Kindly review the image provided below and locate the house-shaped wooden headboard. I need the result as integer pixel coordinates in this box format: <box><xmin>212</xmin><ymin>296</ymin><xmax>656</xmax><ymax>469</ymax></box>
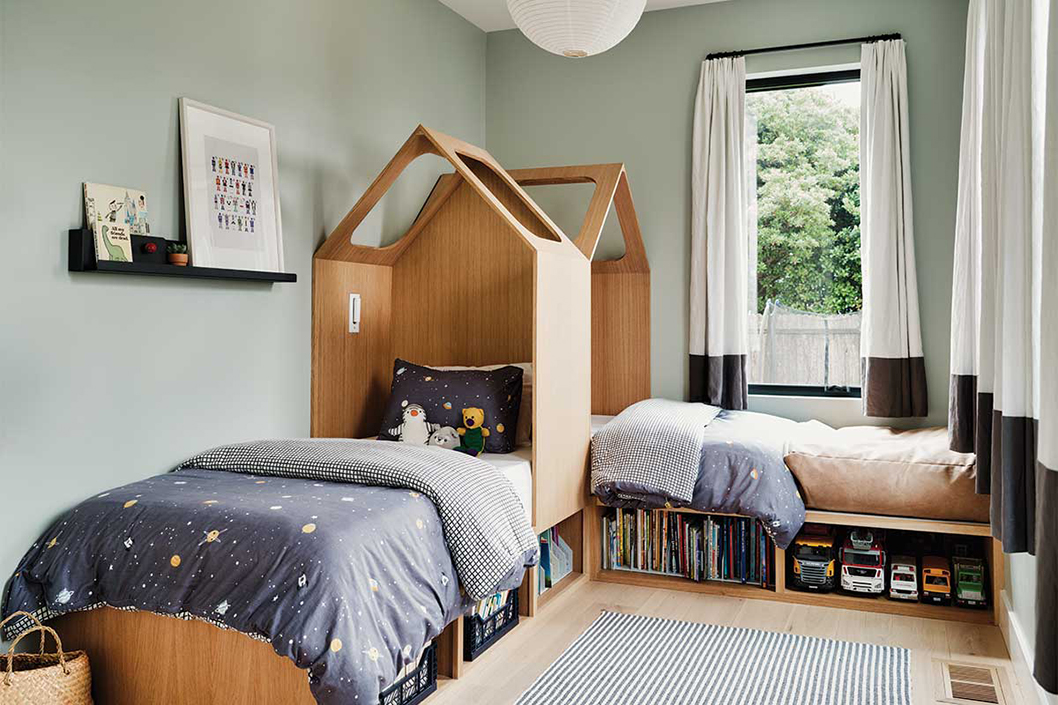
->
<box><xmin>311</xmin><ymin>126</ymin><xmax>591</xmax><ymax>532</ymax></box>
<box><xmin>508</xmin><ymin>165</ymin><xmax>651</xmax><ymax>416</ymax></box>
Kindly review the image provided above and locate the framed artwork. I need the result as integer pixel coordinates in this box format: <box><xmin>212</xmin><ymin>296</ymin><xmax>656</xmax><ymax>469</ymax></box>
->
<box><xmin>179</xmin><ymin>98</ymin><xmax>284</xmax><ymax>272</ymax></box>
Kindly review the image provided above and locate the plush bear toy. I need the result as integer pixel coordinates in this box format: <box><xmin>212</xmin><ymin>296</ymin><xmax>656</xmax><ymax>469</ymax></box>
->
<box><xmin>456</xmin><ymin>407</ymin><xmax>490</xmax><ymax>456</ymax></box>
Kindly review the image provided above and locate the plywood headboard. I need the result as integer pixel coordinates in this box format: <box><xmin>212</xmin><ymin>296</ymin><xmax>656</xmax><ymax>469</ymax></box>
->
<box><xmin>509</xmin><ymin>165</ymin><xmax>651</xmax><ymax>416</ymax></box>
<box><xmin>311</xmin><ymin>126</ymin><xmax>591</xmax><ymax>531</ymax></box>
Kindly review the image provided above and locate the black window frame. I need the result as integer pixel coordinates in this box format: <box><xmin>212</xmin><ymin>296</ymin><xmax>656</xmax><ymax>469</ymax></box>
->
<box><xmin>746</xmin><ymin>68</ymin><xmax>863</xmax><ymax>400</ymax></box>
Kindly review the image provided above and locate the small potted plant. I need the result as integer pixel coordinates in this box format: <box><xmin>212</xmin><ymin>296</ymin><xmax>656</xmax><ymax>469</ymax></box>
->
<box><xmin>166</xmin><ymin>242</ymin><xmax>189</xmax><ymax>266</ymax></box>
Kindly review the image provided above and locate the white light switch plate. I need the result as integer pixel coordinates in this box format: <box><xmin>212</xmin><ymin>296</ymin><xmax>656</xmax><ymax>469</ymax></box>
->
<box><xmin>349</xmin><ymin>293</ymin><xmax>361</xmax><ymax>333</ymax></box>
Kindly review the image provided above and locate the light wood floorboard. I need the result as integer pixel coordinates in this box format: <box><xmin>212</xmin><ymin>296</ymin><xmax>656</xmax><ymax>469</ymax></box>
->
<box><xmin>432</xmin><ymin>579</ymin><xmax>1032</xmax><ymax>705</ymax></box>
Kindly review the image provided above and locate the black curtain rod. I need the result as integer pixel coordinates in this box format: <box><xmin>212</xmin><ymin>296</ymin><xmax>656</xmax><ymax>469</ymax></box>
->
<box><xmin>706</xmin><ymin>33</ymin><xmax>901</xmax><ymax>61</ymax></box>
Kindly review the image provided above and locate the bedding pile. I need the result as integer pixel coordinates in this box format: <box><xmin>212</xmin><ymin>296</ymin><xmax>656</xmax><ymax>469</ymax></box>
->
<box><xmin>592</xmin><ymin>398</ymin><xmax>721</xmax><ymax>505</ymax></box>
<box><xmin>591</xmin><ymin>399</ymin><xmax>807</xmax><ymax>548</ymax></box>
<box><xmin>2</xmin><ymin>439</ymin><xmax>537</xmax><ymax>704</ymax></box>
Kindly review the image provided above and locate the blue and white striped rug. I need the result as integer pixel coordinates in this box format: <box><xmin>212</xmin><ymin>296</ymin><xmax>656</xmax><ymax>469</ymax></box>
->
<box><xmin>516</xmin><ymin>611</ymin><xmax>912</xmax><ymax>704</ymax></box>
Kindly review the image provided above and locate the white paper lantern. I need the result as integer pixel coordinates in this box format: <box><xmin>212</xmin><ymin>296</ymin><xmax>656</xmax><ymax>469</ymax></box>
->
<box><xmin>507</xmin><ymin>0</ymin><xmax>647</xmax><ymax>58</ymax></box>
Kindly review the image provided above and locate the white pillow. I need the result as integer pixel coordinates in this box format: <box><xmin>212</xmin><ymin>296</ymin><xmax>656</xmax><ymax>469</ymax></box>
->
<box><xmin>435</xmin><ymin>363</ymin><xmax>532</xmax><ymax>447</ymax></box>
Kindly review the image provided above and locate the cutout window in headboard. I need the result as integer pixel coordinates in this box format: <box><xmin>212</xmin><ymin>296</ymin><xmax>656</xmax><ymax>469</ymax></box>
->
<box><xmin>456</xmin><ymin>153</ymin><xmax>562</xmax><ymax>242</ymax></box>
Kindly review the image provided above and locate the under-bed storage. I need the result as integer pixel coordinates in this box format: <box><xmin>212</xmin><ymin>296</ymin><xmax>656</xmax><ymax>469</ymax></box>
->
<box><xmin>588</xmin><ymin>500</ymin><xmax>1002</xmax><ymax>626</ymax></box>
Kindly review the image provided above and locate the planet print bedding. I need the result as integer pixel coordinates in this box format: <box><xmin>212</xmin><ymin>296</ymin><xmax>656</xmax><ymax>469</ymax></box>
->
<box><xmin>592</xmin><ymin>401</ymin><xmax>808</xmax><ymax>549</ymax></box>
<box><xmin>2</xmin><ymin>439</ymin><xmax>538</xmax><ymax>704</ymax></box>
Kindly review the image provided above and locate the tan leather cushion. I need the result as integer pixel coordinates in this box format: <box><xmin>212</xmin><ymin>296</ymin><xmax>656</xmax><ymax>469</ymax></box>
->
<box><xmin>784</xmin><ymin>426</ymin><xmax>989</xmax><ymax>523</ymax></box>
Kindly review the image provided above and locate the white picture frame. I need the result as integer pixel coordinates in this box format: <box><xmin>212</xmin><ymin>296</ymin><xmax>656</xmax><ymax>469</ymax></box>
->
<box><xmin>179</xmin><ymin>98</ymin><xmax>284</xmax><ymax>272</ymax></box>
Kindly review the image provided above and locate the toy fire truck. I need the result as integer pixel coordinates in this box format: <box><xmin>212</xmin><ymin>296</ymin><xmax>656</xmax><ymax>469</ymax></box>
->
<box><xmin>840</xmin><ymin>529</ymin><xmax>886</xmax><ymax>595</ymax></box>
<box><xmin>790</xmin><ymin>524</ymin><xmax>838</xmax><ymax>592</ymax></box>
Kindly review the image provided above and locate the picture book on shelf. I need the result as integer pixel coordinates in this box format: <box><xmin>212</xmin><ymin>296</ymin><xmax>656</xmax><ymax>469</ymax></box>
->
<box><xmin>83</xmin><ymin>182</ymin><xmax>151</xmax><ymax>262</ymax></box>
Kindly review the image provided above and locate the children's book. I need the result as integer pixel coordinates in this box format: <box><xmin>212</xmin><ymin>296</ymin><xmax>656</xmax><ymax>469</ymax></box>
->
<box><xmin>84</xmin><ymin>183</ymin><xmax>150</xmax><ymax>262</ymax></box>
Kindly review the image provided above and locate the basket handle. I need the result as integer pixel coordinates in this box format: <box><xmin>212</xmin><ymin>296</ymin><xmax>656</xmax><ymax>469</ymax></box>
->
<box><xmin>0</xmin><ymin>612</ymin><xmax>46</xmax><ymax>654</ymax></box>
<box><xmin>3</xmin><ymin>625</ymin><xmax>68</xmax><ymax>687</ymax></box>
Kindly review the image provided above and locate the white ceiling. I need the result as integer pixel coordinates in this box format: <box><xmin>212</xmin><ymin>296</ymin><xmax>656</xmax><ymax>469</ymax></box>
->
<box><xmin>439</xmin><ymin>0</ymin><xmax>730</xmax><ymax>33</ymax></box>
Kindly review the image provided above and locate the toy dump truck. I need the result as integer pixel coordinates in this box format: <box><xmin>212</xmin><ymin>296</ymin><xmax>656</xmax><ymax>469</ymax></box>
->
<box><xmin>921</xmin><ymin>555</ymin><xmax>952</xmax><ymax>605</ymax></box>
<box><xmin>840</xmin><ymin>529</ymin><xmax>886</xmax><ymax>595</ymax></box>
<box><xmin>790</xmin><ymin>524</ymin><xmax>838</xmax><ymax>591</ymax></box>
<box><xmin>953</xmin><ymin>556</ymin><xmax>987</xmax><ymax>608</ymax></box>
<box><xmin>888</xmin><ymin>555</ymin><xmax>919</xmax><ymax>601</ymax></box>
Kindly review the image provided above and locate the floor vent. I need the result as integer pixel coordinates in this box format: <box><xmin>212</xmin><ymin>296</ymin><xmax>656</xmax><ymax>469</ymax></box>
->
<box><xmin>936</xmin><ymin>661</ymin><xmax>1007</xmax><ymax>705</ymax></box>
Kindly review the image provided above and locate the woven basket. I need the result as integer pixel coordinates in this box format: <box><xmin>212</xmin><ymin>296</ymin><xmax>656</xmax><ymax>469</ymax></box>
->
<box><xmin>1</xmin><ymin>614</ymin><xmax>92</xmax><ymax>705</ymax></box>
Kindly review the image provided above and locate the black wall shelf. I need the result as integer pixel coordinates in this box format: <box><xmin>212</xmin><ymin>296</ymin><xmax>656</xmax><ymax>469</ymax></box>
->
<box><xmin>68</xmin><ymin>229</ymin><xmax>296</xmax><ymax>283</ymax></box>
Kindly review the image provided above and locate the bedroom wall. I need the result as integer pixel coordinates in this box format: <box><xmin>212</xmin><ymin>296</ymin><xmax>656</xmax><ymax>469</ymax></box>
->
<box><xmin>484</xmin><ymin>0</ymin><xmax>967</xmax><ymax>431</ymax></box>
<box><xmin>0</xmin><ymin>0</ymin><xmax>484</xmax><ymax>607</ymax></box>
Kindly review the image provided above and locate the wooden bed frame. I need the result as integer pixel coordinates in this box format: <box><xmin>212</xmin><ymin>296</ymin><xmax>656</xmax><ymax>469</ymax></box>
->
<box><xmin>52</xmin><ymin>127</ymin><xmax>594</xmax><ymax>703</ymax></box>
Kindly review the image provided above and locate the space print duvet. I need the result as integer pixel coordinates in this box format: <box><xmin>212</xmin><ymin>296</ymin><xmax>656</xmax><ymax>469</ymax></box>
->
<box><xmin>592</xmin><ymin>401</ymin><xmax>807</xmax><ymax>549</ymax></box>
<box><xmin>2</xmin><ymin>439</ymin><xmax>538</xmax><ymax>704</ymax></box>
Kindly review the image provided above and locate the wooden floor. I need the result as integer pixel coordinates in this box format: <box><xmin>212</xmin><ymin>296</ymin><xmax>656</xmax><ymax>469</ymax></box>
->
<box><xmin>431</xmin><ymin>575</ymin><xmax>1032</xmax><ymax>705</ymax></box>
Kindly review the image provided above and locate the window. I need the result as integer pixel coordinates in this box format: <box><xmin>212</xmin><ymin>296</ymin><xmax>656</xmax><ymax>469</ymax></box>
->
<box><xmin>745</xmin><ymin>69</ymin><xmax>862</xmax><ymax>397</ymax></box>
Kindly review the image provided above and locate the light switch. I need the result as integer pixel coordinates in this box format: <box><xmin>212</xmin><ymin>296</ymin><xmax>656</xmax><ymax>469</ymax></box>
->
<box><xmin>349</xmin><ymin>293</ymin><xmax>361</xmax><ymax>334</ymax></box>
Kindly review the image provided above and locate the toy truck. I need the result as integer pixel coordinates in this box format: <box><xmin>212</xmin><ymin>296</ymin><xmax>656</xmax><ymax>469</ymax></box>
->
<box><xmin>953</xmin><ymin>556</ymin><xmax>987</xmax><ymax>608</ymax></box>
<box><xmin>888</xmin><ymin>555</ymin><xmax>919</xmax><ymax>601</ymax></box>
<box><xmin>921</xmin><ymin>556</ymin><xmax>952</xmax><ymax>605</ymax></box>
<box><xmin>790</xmin><ymin>524</ymin><xmax>838</xmax><ymax>591</ymax></box>
<box><xmin>840</xmin><ymin>529</ymin><xmax>886</xmax><ymax>595</ymax></box>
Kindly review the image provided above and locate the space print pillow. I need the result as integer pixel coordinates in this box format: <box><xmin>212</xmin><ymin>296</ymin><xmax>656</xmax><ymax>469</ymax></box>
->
<box><xmin>378</xmin><ymin>359</ymin><xmax>524</xmax><ymax>455</ymax></box>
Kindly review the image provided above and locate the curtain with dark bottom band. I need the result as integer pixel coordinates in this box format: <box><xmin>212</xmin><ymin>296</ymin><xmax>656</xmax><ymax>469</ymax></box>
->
<box><xmin>689</xmin><ymin>57</ymin><xmax>749</xmax><ymax>410</ymax></box>
<box><xmin>949</xmin><ymin>0</ymin><xmax>1057</xmax><ymax>693</ymax></box>
<box><xmin>859</xmin><ymin>39</ymin><xmax>928</xmax><ymax>418</ymax></box>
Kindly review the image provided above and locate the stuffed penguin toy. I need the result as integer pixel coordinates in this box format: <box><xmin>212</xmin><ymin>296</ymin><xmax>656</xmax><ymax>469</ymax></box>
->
<box><xmin>388</xmin><ymin>402</ymin><xmax>438</xmax><ymax>444</ymax></box>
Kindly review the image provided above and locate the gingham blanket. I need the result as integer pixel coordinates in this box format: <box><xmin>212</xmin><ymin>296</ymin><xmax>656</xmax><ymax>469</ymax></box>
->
<box><xmin>591</xmin><ymin>399</ymin><xmax>721</xmax><ymax>506</ymax></box>
<box><xmin>182</xmin><ymin>438</ymin><xmax>538</xmax><ymax>599</ymax></box>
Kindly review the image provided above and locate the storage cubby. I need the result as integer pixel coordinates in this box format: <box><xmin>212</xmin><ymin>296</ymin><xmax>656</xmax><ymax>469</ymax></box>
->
<box><xmin>599</xmin><ymin>507</ymin><xmax>776</xmax><ymax>589</ymax></box>
<box><xmin>533</xmin><ymin>510</ymin><xmax>586</xmax><ymax>612</ymax></box>
<box><xmin>785</xmin><ymin>523</ymin><xmax>992</xmax><ymax>613</ymax></box>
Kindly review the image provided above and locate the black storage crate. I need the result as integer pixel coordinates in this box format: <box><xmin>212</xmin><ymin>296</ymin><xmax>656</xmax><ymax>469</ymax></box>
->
<box><xmin>463</xmin><ymin>590</ymin><xmax>520</xmax><ymax>661</ymax></box>
<box><xmin>379</xmin><ymin>642</ymin><xmax>437</xmax><ymax>705</ymax></box>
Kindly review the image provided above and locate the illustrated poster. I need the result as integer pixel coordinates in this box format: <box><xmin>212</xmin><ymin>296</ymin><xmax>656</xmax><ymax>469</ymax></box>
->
<box><xmin>204</xmin><ymin>136</ymin><xmax>259</xmax><ymax>252</ymax></box>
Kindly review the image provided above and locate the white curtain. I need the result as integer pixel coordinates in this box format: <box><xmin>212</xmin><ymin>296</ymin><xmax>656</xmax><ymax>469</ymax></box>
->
<box><xmin>689</xmin><ymin>57</ymin><xmax>749</xmax><ymax>409</ymax></box>
<box><xmin>1040</xmin><ymin>0</ymin><xmax>1058</xmax><ymax>690</ymax></box>
<box><xmin>949</xmin><ymin>0</ymin><xmax>1056</xmax><ymax>693</ymax></box>
<box><xmin>859</xmin><ymin>39</ymin><xmax>928</xmax><ymax>417</ymax></box>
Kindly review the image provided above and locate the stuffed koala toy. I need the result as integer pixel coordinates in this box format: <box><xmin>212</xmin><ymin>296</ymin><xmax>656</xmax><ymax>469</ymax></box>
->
<box><xmin>427</xmin><ymin>426</ymin><xmax>461</xmax><ymax>450</ymax></box>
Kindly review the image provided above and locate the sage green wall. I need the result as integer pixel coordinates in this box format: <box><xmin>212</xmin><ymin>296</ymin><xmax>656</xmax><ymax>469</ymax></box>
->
<box><xmin>0</xmin><ymin>0</ymin><xmax>484</xmax><ymax>598</ymax></box>
<box><xmin>485</xmin><ymin>1</ymin><xmax>1050</xmax><ymax>692</ymax></box>
<box><xmin>485</xmin><ymin>0</ymin><xmax>965</xmax><ymax>430</ymax></box>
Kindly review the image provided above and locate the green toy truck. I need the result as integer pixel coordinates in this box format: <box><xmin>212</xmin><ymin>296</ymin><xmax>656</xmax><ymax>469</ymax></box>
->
<box><xmin>953</xmin><ymin>556</ymin><xmax>987</xmax><ymax>609</ymax></box>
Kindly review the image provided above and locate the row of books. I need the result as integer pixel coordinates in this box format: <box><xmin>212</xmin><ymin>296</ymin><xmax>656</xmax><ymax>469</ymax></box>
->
<box><xmin>538</xmin><ymin>526</ymin><xmax>574</xmax><ymax>595</ymax></box>
<box><xmin>601</xmin><ymin>508</ymin><xmax>775</xmax><ymax>587</ymax></box>
<box><xmin>471</xmin><ymin>590</ymin><xmax>512</xmax><ymax>620</ymax></box>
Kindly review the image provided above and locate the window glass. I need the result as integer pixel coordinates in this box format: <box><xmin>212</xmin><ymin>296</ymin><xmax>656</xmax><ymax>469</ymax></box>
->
<box><xmin>746</xmin><ymin>77</ymin><xmax>862</xmax><ymax>393</ymax></box>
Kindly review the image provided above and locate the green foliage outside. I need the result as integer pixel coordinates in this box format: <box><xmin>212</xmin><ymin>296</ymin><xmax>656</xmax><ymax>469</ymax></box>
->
<box><xmin>747</xmin><ymin>87</ymin><xmax>862</xmax><ymax>315</ymax></box>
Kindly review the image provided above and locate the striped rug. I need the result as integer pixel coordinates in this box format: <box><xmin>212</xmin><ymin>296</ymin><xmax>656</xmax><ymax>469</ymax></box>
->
<box><xmin>516</xmin><ymin>611</ymin><xmax>912</xmax><ymax>704</ymax></box>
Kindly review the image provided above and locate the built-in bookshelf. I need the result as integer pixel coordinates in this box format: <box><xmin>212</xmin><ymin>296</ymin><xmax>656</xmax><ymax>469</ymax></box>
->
<box><xmin>600</xmin><ymin>508</ymin><xmax>775</xmax><ymax>589</ymax></box>
<box><xmin>588</xmin><ymin>499</ymin><xmax>1003</xmax><ymax>626</ymax></box>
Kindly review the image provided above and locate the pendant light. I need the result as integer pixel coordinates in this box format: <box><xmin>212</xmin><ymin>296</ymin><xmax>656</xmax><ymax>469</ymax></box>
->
<box><xmin>507</xmin><ymin>0</ymin><xmax>647</xmax><ymax>58</ymax></box>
